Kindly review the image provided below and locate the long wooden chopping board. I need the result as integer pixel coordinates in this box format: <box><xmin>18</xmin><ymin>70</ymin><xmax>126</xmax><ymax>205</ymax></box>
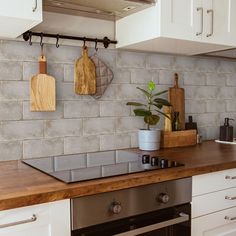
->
<box><xmin>30</xmin><ymin>56</ymin><xmax>56</xmax><ymax>111</ymax></box>
<box><xmin>74</xmin><ymin>46</ymin><xmax>96</xmax><ymax>95</ymax></box>
<box><xmin>168</xmin><ymin>73</ymin><xmax>185</xmax><ymax>130</ymax></box>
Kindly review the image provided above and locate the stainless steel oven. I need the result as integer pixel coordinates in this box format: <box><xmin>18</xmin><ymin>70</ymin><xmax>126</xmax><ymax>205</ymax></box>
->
<box><xmin>71</xmin><ymin>177</ymin><xmax>191</xmax><ymax>236</ymax></box>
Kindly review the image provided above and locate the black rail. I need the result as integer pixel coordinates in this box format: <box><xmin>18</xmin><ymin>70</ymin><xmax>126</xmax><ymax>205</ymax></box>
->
<box><xmin>23</xmin><ymin>31</ymin><xmax>117</xmax><ymax>48</ymax></box>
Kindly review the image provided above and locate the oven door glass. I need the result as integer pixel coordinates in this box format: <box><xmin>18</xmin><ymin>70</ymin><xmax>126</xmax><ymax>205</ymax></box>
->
<box><xmin>72</xmin><ymin>204</ymin><xmax>191</xmax><ymax>236</ymax></box>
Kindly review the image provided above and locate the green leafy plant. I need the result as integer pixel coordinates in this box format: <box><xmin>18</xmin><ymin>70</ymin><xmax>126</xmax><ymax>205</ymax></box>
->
<box><xmin>126</xmin><ymin>81</ymin><xmax>172</xmax><ymax>130</ymax></box>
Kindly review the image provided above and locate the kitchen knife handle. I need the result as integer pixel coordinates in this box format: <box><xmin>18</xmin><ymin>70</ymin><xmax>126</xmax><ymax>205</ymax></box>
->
<box><xmin>196</xmin><ymin>7</ymin><xmax>203</xmax><ymax>36</ymax></box>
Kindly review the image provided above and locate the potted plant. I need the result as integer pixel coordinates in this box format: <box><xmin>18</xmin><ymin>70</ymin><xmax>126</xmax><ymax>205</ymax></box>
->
<box><xmin>126</xmin><ymin>81</ymin><xmax>171</xmax><ymax>150</ymax></box>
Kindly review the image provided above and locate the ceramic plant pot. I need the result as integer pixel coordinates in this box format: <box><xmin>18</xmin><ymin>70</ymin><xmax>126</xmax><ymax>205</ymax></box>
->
<box><xmin>138</xmin><ymin>129</ymin><xmax>161</xmax><ymax>151</ymax></box>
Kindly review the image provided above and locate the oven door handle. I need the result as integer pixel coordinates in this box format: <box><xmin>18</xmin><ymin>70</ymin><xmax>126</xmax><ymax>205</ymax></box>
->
<box><xmin>114</xmin><ymin>212</ymin><xmax>189</xmax><ymax>236</ymax></box>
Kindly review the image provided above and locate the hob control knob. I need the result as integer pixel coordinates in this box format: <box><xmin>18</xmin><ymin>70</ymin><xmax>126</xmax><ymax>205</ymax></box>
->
<box><xmin>110</xmin><ymin>201</ymin><xmax>122</xmax><ymax>214</ymax></box>
<box><xmin>158</xmin><ymin>193</ymin><xmax>170</xmax><ymax>204</ymax></box>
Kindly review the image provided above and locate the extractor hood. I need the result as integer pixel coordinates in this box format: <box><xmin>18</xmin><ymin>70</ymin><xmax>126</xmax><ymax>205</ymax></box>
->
<box><xmin>43</xmin><ymin>0</ymin><xmax>156</xmax><ymax>20</ymax></box>
<box><xmin>202</xmin><ymin>48</ymin><xmax>236</xmax><ymax>60</ymax></box>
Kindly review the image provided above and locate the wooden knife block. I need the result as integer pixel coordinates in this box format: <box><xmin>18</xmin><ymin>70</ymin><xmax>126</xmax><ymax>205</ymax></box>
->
<box><xmin>161</xmin><ymin>130</ymin><xmax>197</xmax><ymax>148</ymax></box>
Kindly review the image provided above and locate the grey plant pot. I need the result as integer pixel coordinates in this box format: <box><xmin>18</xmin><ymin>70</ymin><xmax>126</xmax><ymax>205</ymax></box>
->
<box><xmin>138</xmin><ymin>129</ymin><xmax>161</xmax><ymax>151</ymax></box>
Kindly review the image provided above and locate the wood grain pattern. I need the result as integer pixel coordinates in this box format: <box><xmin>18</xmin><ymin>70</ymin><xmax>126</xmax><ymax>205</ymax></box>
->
<box><xmin>0</xmin><ymin>141</ymin><xmax>236</xmax><ymax>211</ymax></box>
<box><xmin>74</xmin><ymin>47</ymin><xmax>96</xmax><ymax>95</ymax></box>
<box><xmin>161</xmin><ymin>130</ymin><xmax>197</xmax><ymax>148</ymax></box>
<box><xmin>163</xmin><ymin>106</ymin><xmax>172</xmax><ymax>132</ymax></box>
<box><xmin>168</xmin><ymin>73</ymin><xmax>185</xmax><ymax>130</ymax></box>
<box><xmin>30</xmin><ymin>56</ymin><xmax>56</xmax><ymax>111</ymax></box>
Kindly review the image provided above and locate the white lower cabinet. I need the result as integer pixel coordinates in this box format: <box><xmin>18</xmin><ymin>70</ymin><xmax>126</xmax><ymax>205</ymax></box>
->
<box><xmin>192</xmin><ymin>206</ymin><xmax>236</xmax><ymax>236</ymax></box>
<box><xmin>192</xmin><ymin>168</ymin><xmax>236</xmax><ymax>236</ymax></box>
<box><xmin>0</xmin><ymin>199</ymin><xmax>70</xmax><ymax>236</ymax></box>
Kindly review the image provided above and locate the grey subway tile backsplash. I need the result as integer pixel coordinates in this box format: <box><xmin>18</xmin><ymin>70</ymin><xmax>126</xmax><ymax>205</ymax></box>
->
<box><xmin>0</xmin><ymin>40</ymin><xmax>235</xmax><ymax>161</ymax></box>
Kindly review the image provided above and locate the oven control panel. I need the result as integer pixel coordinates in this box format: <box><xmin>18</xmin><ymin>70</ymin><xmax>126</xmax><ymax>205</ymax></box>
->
<box><xmin>71</xmin><ymin>177</ymin><xmax>192</xmax><ymax>230</ymax></box>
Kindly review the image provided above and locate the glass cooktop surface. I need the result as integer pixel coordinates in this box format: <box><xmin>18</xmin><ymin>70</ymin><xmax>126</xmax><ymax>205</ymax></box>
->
<box><xmin>22</xmin><ymin>150</ymin><xmax>184</xmax><ymax>183</ymax></box>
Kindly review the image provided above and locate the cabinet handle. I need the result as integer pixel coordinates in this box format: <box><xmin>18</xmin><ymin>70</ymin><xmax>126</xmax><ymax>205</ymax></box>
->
<box><xmin>225</xmin><ymin>216</ymin><xmax>236</xmax><ymax>221</ymax></box>
<box><xmin>225</xmin><ymin>175</ymin><xmax>236</xmax><ymax>179</ymax></box>
<box><xmin>225</xmin><ymin>196</ymin><xmax>236</xmax><ymax>200</ymax></box>
<box><xmin>0</xmin><ymin>214</ymin><xmax>37</xmax><ymax>229</ymax></box>
<box><xmin>32</xmin><ymin>0</ymin><xmax>38</xmax><ymax>12</ymax></box>
<box><xmin>206</xmin><ymin>9</ymin><xmax>214</xmax><ymax>37</ymax></box>
<box><xmin>196</xmin><ymin>7</ymin><xmax>203</xmax><ymax>36</ymax></box>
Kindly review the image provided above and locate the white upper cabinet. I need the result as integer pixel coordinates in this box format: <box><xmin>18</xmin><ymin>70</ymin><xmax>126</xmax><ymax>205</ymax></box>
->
<box><xmin>160</xmin><ymin>0</ymin><xmax>200</xmax><ymax>41</ymax></box>
<box><xmin>116</xmin><ymin>0</ymin><xmax>235</xmax><ymax>55</ymax></box>
<box><xmin>0</xmin><ymin>0</ymin><xmax>42</xmax><ymax>39</ymax></box>
<box><xmin>202</xmin><ymin>0</ymin><xmax>236</xmax><ymax>46</ymax></box>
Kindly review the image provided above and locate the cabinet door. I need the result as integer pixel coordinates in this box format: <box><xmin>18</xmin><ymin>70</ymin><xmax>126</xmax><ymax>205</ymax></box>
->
<box><xmin>0</xmin><ymin>0</ymin><xmax>42</xmax><ymax>21</ymax></box>
<box><xmin>161</xmin><ymin>0</ymin><xmax>202</xmax><ymax>41</ymax></box>
<box><xmin>192</xmin><ymin>206</ymin><xmax>236</xmax><ymax>236</ymax></box>
<box><xmin>192</xmin><ymin>168</ymin><xmax>236</xmax><ymax>196</ymax></box>
<box><xmin>0</xmin><ymin>0</ymin><xmax>42</xmax><ymax>38</ymax></box>
<box><xmin>203</xmin><ymin>0</ymin><xmax>235</xmax><ymax>46</ymax></box>
<box><xmin>226</xmin><ymin>0</ymin><xmax>236</xmax><ymax>45</ymax></box>
<box><xmin>0</xmin><ymin>200</ymin><xmax>70</xmax><ymax>236</ymax></box>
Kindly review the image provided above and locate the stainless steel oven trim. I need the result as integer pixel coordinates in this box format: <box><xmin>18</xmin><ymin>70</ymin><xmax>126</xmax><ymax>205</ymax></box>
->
<box><xmin>113</xmin><ymin>212</ymin><xmax>189</xmax><ymax>236</ymax></box>
<box><xmin>71</xmin><ymin>177</ymin><xmax>192</xmax><ymax>230</ymax></box>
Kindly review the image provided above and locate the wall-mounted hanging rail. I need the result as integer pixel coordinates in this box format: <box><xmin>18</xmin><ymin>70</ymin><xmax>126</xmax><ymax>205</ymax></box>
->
<box><xmin>23</xmin><ymin>31</ymin><xmax>117</xmax><ymax>48</ymax></box>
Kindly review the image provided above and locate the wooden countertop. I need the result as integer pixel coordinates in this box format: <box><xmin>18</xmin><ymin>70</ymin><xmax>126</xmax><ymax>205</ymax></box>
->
<box><xmin>1</xmin><ymin>141</ymin><xmax>236</xmax><ymax>211</ymax></box>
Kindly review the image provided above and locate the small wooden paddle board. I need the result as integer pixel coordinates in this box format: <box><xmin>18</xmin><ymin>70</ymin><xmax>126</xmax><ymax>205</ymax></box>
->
<box><xmin>30</xmin><ymin>56</ymin><xmax>56</xmax><ymax>111</ymax></box>
<box><xmin>74</xmin><ymin>46</ymin><xmax>96</xmax><ymax>95</ymax></box>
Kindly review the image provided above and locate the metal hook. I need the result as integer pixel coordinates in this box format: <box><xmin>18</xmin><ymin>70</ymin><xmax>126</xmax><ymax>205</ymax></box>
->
<box><xmin>29</xmin><ymin>32</ymin><xmax>32</xmax><ymax>46</ymax></box>
<box><xmin>94</xmin><ymin>38</ymin><xmax>98</xmax><ymax>52</ymax></box>
<box><xmin>40</xmin><ymin>32</ymin><xmax>44</xmax><ymax>47</ymax></box>
<box><xmin>56</xmin><ymin>34</ymin><xmax>60</xmax><ymax>48</ymax></box>
<box><xmin>40</xmin><ymin>43</ymin><xmax>44</xmax><ymax>58</ymax></box>
<box><xmin>83</xmin><ymin>37</ymin><xmax>86</xmax><ymax>48</ymax></box>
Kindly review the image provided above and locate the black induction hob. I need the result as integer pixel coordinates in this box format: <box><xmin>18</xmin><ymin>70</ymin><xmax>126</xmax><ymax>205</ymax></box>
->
<box><xmin>22</xmin><ymin>150</ymin><xmax>184</xmax><ymax>183</ymax></box>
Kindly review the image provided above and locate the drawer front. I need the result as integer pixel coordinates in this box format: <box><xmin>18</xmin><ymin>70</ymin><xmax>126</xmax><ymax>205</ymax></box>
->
<box><xmin>193</xmin><ymin>168</ymin><xmax>236</xmax><ymax>196</ymax></box>
<box><xmin>0</xmin><ymin>200</ymin><xmax>70</xmax><ymax>236</ymax></box>
<box><xmin>192</xmin><ymin>206</ymin><xmax>236</xmax><ymax>236</ymax></box>
<box><xmin>192</xmin><ymin>187</ymin><xmax>236</xmax><ymax>218</ymax></box>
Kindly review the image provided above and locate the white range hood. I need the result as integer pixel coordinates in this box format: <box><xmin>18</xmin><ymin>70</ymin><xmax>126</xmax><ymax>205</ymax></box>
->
<box><xmin>29</xmin><ymin>0</ymin><xmax>155</xmax><ymax>47</ymax></box>
<box><xmin>43</xmin><ymin>0</ymin><xmax>156</xmax><ymax>20</ymax></box>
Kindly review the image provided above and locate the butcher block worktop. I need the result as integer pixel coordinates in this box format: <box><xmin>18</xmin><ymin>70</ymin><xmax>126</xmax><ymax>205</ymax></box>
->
<box><xmin>1</xmin><ymin>141</ymin><xmax>236</xmax><ymax>211</ymax></box>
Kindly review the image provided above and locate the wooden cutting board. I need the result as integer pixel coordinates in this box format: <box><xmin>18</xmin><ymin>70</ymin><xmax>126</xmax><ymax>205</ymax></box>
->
<box><xmin>30</xmin><ymin>56</ymin><xmax>56</xmax><ymax>111</ymax></box>
<box><xmin>74</xmin><ymin>47</ymin><xmax>96</xmax><ymax>95</ymax></box>
<box><xmin>168</xmin><ymin>73</ymin><xmax>185</xmax><ymax>130</ymax></box>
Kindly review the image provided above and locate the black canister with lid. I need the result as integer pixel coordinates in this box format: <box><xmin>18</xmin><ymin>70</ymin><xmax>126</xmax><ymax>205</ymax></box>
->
<box><xmin>185</xmin><ymin>115</ymin><xmax>198</xmax><ymax>131</ymax></box>
<box><xmin>219</xmin><ymin>118</ymin><xmax>234</xmax><ymax>142</ymax></box>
